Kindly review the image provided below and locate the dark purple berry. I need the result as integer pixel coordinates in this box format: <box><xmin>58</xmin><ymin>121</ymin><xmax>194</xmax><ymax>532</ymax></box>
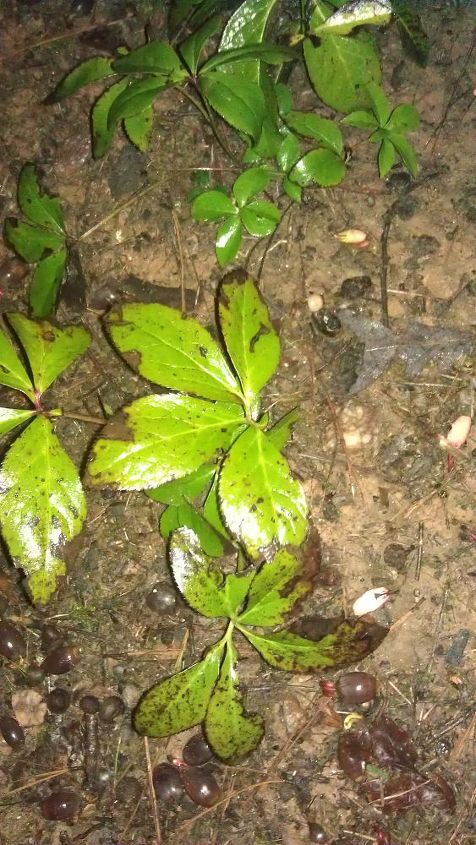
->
<box><xmin>40</xmin><ymin>789</ymin><xmax>80</xmax><ymax>820</ymax></box>
<box><xmin>40</xmin><ymin>624</ymin><xmax>64</xmax><ymax>652</ymax></box>
<box><xmin>0</xmin><ymin>621</ymin><xmax>26</xmax><ymax>660</ymax></box>
<box><xmin>0</xmin><ymin>715</ymin><xmax>25</xmax><ymax>749</ymax></box>
<box><xmin>336</xmin><ymin>672</ymin><xmax>377</xmax><ymax>706</ymax></box>
<box><xmin>183</xmin><ymin>734</ymin><xmax>213</xmax><ymax>766</ymax></box>
<box><xmin>78</xmin><ymin>694</ymin><xmax>99</xmax><ymax>714</ymax></box>
<box><xmin>46</xmin><ymin>687</ymin><xmax>71</xmax><ymax>714</ymax></box>
<box><xmin>99</xmin><ymin>695</ymin><xmax>125</xmax><ymax>723</ymax></box>
<box><xmin>152</xmin><ymin>763</ymin><xmax>184</xmax><ymax>803</ymax></box>
<box><xmin>41</xmin><ymin>645</ymin><xmax>79</xmax><ymax>675</ymax></box>
<box><xmin>337</xmin><ymin>729</ymin><xmax>372</xmax><ymax>780</ymax></box>
<box><xmin>180</xmin><ymin>766</ymin><xmax>220</xmax><ymax>808</ymax></box>
<box><xmin>308</xmin><ymin>823</ymin><xmax>329</xmax><ymax>844</ymax></box>
<box><xmin>145</xmin><ymin>582</ymin><xmax>177</xmax><ymax>614</ymax></box>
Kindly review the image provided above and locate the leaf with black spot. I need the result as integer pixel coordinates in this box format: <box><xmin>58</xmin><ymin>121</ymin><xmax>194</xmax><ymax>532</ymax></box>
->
<box><xmin>205</xmin><ymin>641</ymin><xmax>264</xmax><ymax>761</ymax></box>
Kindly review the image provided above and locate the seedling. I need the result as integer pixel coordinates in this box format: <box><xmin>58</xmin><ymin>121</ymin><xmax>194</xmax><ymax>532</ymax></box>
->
<box><xmin>133</xmin><ymin>528</ymin><xmax>381</xmax><ymax>761</ymax></box>
<box><xmin>341</xmin><ymin>81</ymin><xmax>420</xmax><ymax>177</ymax></box>
<box><xmin>88</xmin><ymin>273</ymin><xmax>307</xmax><ymax>559</ymax></box>
<box><xmin>0</xmin><ymin>315</ymin><xmax>90</xmax><ymax>603</ymax></box>
<box><xmin>4</xmin><ymin>166</ymin><xmax>68</xmax><ymax>317</ymax></box>
<box><xmin>43</xmin><ymin>0</ymin><xmax>423</xmax><ymax>267</ymax></box>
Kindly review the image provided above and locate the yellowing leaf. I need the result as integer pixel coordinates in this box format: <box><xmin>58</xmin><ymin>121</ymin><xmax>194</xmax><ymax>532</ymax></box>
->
<box><xmin>0</xmin><ymin>416</ymin><xmax>86</xmax><ymax>604</ymax></box>
<box><xmin>205</xmin><ymin>641</ymin><xmax>264</xmax><ymax>761</ymax></box>
<box><xmin>89</xmin><ymin>394</ymin><xmax>246</xmax><ymax>489</ymax></box>
<box><xmin>134</xmin><ymin>645</ymin><xmax>223</xmax><ymax>737</ymax></box>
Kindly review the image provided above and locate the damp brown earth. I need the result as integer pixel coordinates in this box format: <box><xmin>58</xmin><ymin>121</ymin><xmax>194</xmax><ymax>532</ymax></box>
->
<box><xmin>0</xmin><ymin>2</ymin><xmax>475</xmax><ymax>844</ymax></box>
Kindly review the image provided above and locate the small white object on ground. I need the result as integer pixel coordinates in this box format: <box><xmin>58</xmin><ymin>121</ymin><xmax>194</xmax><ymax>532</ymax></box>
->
<box><xmin>352</xmin><ymin>587</ymin><xmax>390</xmax><ymax>617</ymax></box>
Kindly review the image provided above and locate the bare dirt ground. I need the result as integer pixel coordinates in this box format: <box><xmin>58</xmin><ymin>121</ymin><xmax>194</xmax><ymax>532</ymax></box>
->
<box><xmin>0</xmin><ymin>2</ymin><xmax>475</xmax><ymax>844</ymax></box>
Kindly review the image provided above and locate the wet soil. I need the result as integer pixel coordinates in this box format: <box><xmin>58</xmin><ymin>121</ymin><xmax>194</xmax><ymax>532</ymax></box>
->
<box><xmin>0</xmin><ymin>2</ymin><xmax>475</xmax><ymax>844</ymax></box>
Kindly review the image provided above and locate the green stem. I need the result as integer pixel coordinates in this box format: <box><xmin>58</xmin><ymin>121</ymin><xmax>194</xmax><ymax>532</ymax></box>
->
<box><xmin>178</xmin><ymin>83</ymin><xmax>240</xmax><ymax>165</ymax></box>
<box><xmin>59</xmin><ymin>411</ymin><xmax>107</xmax><ymax>426</ymax></box>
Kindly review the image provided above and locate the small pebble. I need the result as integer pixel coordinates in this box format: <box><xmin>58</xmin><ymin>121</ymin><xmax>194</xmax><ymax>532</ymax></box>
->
<box><xmin>307</xmin><ymin>292</ymin><xmax>324</xmax><ymax>313</ymax></box>
<box><xmin>99</xmin><ymin>695</ymin><xmax>125</xmax><ymax>722</ymax></box>
<box><xmin>311</xmin><ymin>309</ymin><xmax>341</xmax><ymax>337</ymax></box>
<box><xmin>340</xmin><ymin>275</ymin><xmax>372</xmax><ymax>299</ymax></box>
<box><xmin>12</xmin><ymin>688</ymin><xmax>47</xmax><ymax>727</ymax></box>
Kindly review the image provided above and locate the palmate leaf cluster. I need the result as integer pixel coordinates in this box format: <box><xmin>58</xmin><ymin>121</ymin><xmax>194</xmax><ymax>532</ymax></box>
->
<box><xmin>4</xmin><ymin>166</ymin><xmax>68</xmax><ymax>318</ymax></box>
<box><xmin>87</xmin><ymin>272</ymin><xmax>386</xmax><ymax>761</ymax></box>
<box><xmin>46</xmin><ymin>0</ymin><xmax>422</xmax><ymax>268</ymax></box>
<box><xmin>0</xmin><ymin>315</ymin><xmax>90</xmax><ymax>603</ymax></box>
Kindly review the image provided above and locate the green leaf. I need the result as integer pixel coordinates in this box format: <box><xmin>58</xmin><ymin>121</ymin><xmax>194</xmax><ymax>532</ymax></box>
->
<box><xmin>89</xmin><ymin>394</ymin><xmax>246</xmax><ymax>490</ymax></box>
<box><xmin>107</xmin><ymin>78</ymin><xmax>168</xmax><ymax>128</ymax></box>
<box><xmin>218</xmin><ymin>274</ymin><xmax>280</xmax><ymax>413</ymax></box>
<box><xmin>169</xmin><ymin>527</ymin><xmax>228</xmax><ymax>614</ymax></box>
<box><xmin>216</xmin><ymin>216</ymin><xmax>243</xmax><ymax>267</ymax></box>
<box><xmin>0</xmin><ymin>416</ymin><xmax>86</xmax><ymax>604</ymax></box>
<box><xmin>0</xmin><ymin>408</ymin><xmax>35</xmax><ymax>437</ymax></box>
<box><xmin>7</xmin><ymin>314</ymin><xmax>90</xmax><ymax>396</ymax></box>
<box><xmin>147</xmin><ymin>463</ymin><xmax>216</xmax><ymax>506</ymax></box>
<box><xmin>240</xmin><ymin>200</ymin><xmax>281</xmax><ymax>237</ymax></box>
<box><xmin>232</xmin><ymin>167</ymin><xmax>272</xmax><ymax>207</ymax></box>
<box><xmin>365</xmin><ymin>81</ymin><xmax>391</xmax><ymax>125</ymax></box>
<box><xmin>386</xmin><ymin>103</ymin><xmax>420</xmax><ymax>133</ymax></box>
<box><xmin>275</xmin><ymin>82</ymin><xmax>293</xmax><ymax>116</ymax></box>
<box><xmin>123</xmin><ymin>106</ymin><xmax>154</xmax><ymax>151</ymax></box>
<box><xmin>0</xmin><ymin>324</ymin><xmax>34</xmax><ymax>399</ymax></box>
<box><xmin>219</xmin><ymin>426</ymin><xmax>307</xmax><ymax>560</ymax></box>
<box><xmin>238</xmin><ymin>548</ymin><xmax>311</xmax><ymax>626</ymax></box>
<box><xmin>205</xmin><ymin>641</ymin><xmax>264</xmax><ymax>761</ymax></box>
<box><xmin>47</xmin><ymin>56</ymin><xmax>115</xmax><ymax>102</ymax></box>
<box><xmin>112</xmin><ymin>41</ymin><xmax>185</xmax><ymax>75</ymax></box>
<box><xmin>223</xmin><ymin>572</ymin><xmax>254</xmax><ymax>616</ymax></box>
<box><xmin>388</xmin><ymin>131</ymin><xmax>418</xmax><ymax>177</ymax></box>
<box><xmin>266</xmin><ymin>408</ymin><xmax>299</xmax><ymax>451</ymax></box>
<box><xmin>134</xmin><ymin>645</ymin><xmax>223</xmax><ymax>737</ymax></box>
<box><xmin>192</xmin><ymin>190</ymin><xmax>237</xmax><ymax>222</ymax></box>
<box><xmin>179</xmin><ymin>14</ymin><xmax>223</xmax><ymax>75</ymax></box>
<box><xmin>282</xmin><ymin>176</ymin><xmax>302</xmax><ymax>202</ymax></box>
<box><xmin>289</xmin><ymin>149</ymin><xmax>346</xmax><ymax>187</ymax></box>
<box><xmin>340</xmin><ymin>109</ymin><xmax>378</xmax><ymax>129</ymax></box>
<box><xmin>378</xmin><ymin>137</ymin><xmax>396</xmax><ymax>177</ymax></box>
<box><xmin>277</xmin><ymin>133</ymin><xmax>301</xmax><ymax>173</ymax></box>
<box><xmin>17</xmin><ymin>165</ymin><xmax>65</xmax><ymax>235</ymax></box>
<box><xmin>107</xmin><ymin>302</ymin><xmax>242</xmax><ymax>402</ymax></box>
<box><xmin>203</xmin><ymin>473</ymin><xmax>231</xmax><ymax>540</ymax></box>
<box><xmin>219</xmin><ymin>0</ymin><xmax>280</xmax><ymax>53</ymax></box>
<box><xmin>29</xmin><ymin>250</ymin><xmax>67</xmax><ymax>319</ymax></box>
<box><xmin>4</xmin><ymin>220</ymin><xmax>65</xmax><ymax>263</ymax></box>
<box><xmin>91</xmin><ymin>79</ymin><xmax>129</xmax><ymax>158</ymax></box>
<box><xmin>200</xmin><ymin>72</ymin><xmax>265</xmax><ymax>143</ymax></box>
<box><xmin>285</xmin><ymin>111</ymin><xmax>344</xmax><ymax>156</ymax></box>
<box><xmin>239</xmin><ymin>628</ymin><xmax>338</xmax><ymax>671</ymax></box>
<box><xmin>303</xmin><ymin>33</ymin><xmax>381</xmax><ymax>113</ymax></box>
<box><xmin>309</xmin><ymin>0</ymin><xmax>335</xmax><ymax>30</ymax></box>
<box><xmin>200</xmin><ymin>44</ymin><xmax>295</xmax><ymax>75</ymax></box>
<box><xmin>160</xmin><ymin>503</ymin><xmax>225</xmax><ymax>557</ymax></box>
<box><xmin>311</xmin><ymin>0</ymin><xmax>392</xmax><ymax>36</ymax></box>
